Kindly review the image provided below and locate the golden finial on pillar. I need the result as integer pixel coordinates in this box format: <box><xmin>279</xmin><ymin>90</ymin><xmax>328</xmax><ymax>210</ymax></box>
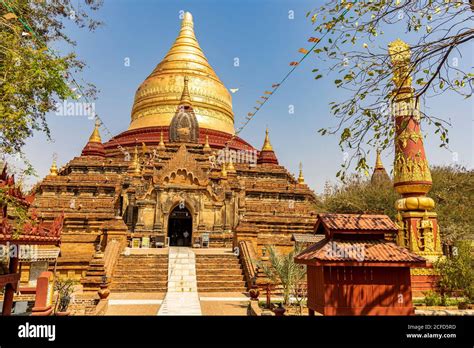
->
<box><xmin>262</xmin><ymin>128</ymin><xmax>273</xmax><ymax>151</ymax></box>
<box><xmin>388</xmin><ymin>38</ymin><xmax>413</xmax><ymax>100</ymax></box>
<box><xmin>88</xmin><ymin>118</ymin><xmax>102</xmax><ymax>143</ymax></box>
<box><xmin>297</xmin><ymin>162</ymin><xmax>305</xmax><ymax>184</ymax></box>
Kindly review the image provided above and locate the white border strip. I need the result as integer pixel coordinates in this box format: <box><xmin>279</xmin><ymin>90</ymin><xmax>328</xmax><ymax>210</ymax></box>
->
<box><xmin>109</xmin><ymin>299</ymin><xmax>163</xmax><ymax>305</ymax></box>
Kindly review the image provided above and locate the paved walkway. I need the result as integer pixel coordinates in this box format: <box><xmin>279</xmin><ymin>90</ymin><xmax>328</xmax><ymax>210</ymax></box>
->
<box><xmin>105</xmin><ymin>293</ymin><xmax>165</xmax><ymax>315</ymax></box>
<box><xmin>199</xmin><ymin>292</ymin><xmax>250</xmax><ymax>316</ymax></box>
<box><xmin>157</xmin><ymin>247</ymin><xmax>202</xmax><ymax>315</ymax></box>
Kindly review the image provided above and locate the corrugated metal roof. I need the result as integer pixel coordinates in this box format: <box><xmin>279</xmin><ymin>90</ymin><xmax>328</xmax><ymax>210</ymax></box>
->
<box><xmin>292</xmin><ymin>233</ymin><xmax>325</xmax><ymax>244</ymax></box>
<box><xmin>318</xmin><ymin>213</ymin><xmax>397</xmax><ymax>232</ymax></box>
<box><xmin>18</xmin><ymin>247</ymin><xmax>60</xmax><ymax>261</ymax></box>
<box><xmin>296</xmin><ymin>238</ymin><xmax>425</xmax><ymax>263</ymax></box>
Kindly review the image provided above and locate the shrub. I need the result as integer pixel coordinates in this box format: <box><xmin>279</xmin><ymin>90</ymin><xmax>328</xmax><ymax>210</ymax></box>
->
<box><xmin>423</xmin><ymin>291</ymin><xmax>441</xmax><ymax>306</ymax></box>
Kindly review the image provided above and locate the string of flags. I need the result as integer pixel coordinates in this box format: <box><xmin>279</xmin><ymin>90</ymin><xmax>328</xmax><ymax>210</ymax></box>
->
<box><xmin>225</xmin><ymin>5</ymin><xmax>352</xmax><ymax>149</ymax></box>
<box><xmin>5</xmin><ymin>0</ymin><xmax>351</xmax><ymax>156</ymax></box>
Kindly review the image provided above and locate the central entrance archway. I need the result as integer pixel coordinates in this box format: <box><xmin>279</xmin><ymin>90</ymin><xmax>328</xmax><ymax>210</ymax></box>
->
<box><xmin>168</xmin><ymin>205</ymin><xmax>192</xmax><ymax>247</ymax></box>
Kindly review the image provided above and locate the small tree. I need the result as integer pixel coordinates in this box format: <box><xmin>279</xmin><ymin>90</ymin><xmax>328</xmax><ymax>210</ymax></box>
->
<box><xmin>435</xmin><ymin>241</ymin><xmax>473</xmax><ymax>304</ymax></box>
<box><xmin>258</xmin><ymin>245</ymin><xmax>306</xmax><ymax>307</ymax></box>
<box><xmin>54</xmin><ymin>278</ymin><xmax>77</xmax><ymax>313</ymax></box>
<box><xmin>306</xmin><ymin>1</ymin><xmax>473</xmax><ymax>178</ymax></box>
<box><xmin>1</xmin><ymin>0</ymin><xmax>102</xmax><ymax>170</ymax></box>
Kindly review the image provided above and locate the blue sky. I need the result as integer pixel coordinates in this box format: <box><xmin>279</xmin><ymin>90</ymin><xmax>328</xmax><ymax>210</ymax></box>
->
<box><xmin>21</xmin><ymin>0</ymin><xmax>473</xmax><ymax>193</ymax></box>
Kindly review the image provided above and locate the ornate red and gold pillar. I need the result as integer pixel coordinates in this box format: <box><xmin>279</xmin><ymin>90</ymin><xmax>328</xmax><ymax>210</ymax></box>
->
<box><xmin>389</xmin><ymin>39</ymin><xmax>443</xmax><ymax>296</ymax></box>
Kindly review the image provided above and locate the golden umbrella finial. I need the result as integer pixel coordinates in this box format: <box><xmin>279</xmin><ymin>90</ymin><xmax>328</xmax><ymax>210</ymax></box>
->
<box><xmin>262</xmin><ymin>128</ymin><xmax>273</xmax><ymax>151</ymax></box>
<box><xmin>89</xmin><ymin>118</ymin><xmax>102</xmax><ymax>143</ymax></box>
<box><xmin>182</xmin><ymin>11</ymin><xmax>194</xmax><ymax>28</ymax></box>
<box><xmin>180</xmin><ymin>76</ymin><xmax>192</xmax><ymax>106</ymax></box>
<box><xmin>298</xmin><ymin>162</ymin><xmax>305</xmax><ymax>184</ymax></box>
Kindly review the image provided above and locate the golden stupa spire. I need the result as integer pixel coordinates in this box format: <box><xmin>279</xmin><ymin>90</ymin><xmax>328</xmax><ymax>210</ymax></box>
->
<box><xmin>262</xmin><ymin>128</ymin><xmax>273</xmax><ymax>151</ymax></box>
<box><xmin>88</xmin><ymin>118</ymin><xmax>102</xmax><ymax>143</ymax></box>
<box><xmin>49</xmin><ymin>159</ymin><xmax>58</xmax><ymax>176</ymax></box>
<box><xmin>298</xmin><ymin>162</ymin><xmax>305</xmax><ymax>184</ymax></box>
<box><xmin>375</xmin><ymin>149</ymin><xmax>384</xmax><ymax>170</ymax></box>
<box><xmin>180</xmin><ymin>76</ymin><xmax>192</xmax><ymax>106</ymax></box>
<box><xmin>128</xmin><ymin>12</ymin><xmax>235</xmax><ymax>134</ymax></box>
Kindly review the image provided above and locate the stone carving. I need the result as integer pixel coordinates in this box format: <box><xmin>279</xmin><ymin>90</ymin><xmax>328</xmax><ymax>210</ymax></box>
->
<box><xmin>169</xmin><ymin>105</ymin><xmax>199</xmax><ymax>143</ymax></box>
<box><xmin>154</xmin><ymin>145</ymin><xmax>208</xmax><ymax>186</ymax></box>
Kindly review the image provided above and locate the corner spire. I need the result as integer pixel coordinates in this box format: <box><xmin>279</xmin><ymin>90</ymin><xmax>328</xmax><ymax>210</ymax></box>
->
<box><xmin>49</xmin><ymin>159</ymin><xmax>58</xmax><ymax>176</ymax></box>
<box><xmin>81</xmin><ymin>118</ymin><xmax>105</xmax><ymax>157</ymax></box>
<box><xmin>203</xmin><ymin>134</ymin><xmax>211</xmax><ymax>152</ymax></box>
<box><xmin>89</xmin><ymin>119</ymin><xmax>102</xmax><ymax>143</ymax></box>
<box><xmin>262</xmin><ymin>128</ymin><xmax>273</xmax><ymax>151</ymax></box>
<box><xmin>129</xmin><ymin>145</ymin><xmax>141</xmax><ymax>175</ymax></box>
<box><xmin>298</xmin><ymin>162</ymin><xmax>305</xmax><ymax>184</ymax></box>
<box><xmin>227</xmin><ymin>157</ymin><xmax>236</xmax><ymax>174</ymax></box>
<box><xmin>221</xmin><ymin>162</ymin><xmax>227</xmax><ymax>179</ymax></box>
<box><xmin>258</xmin><ymin>128</ymin><xmax>279</xmax><ymax>165</ymax></box>
<box><xmin>158</xmin><ymin>131</ymin><xmax>166</xmax><ymax>150</ymax></box>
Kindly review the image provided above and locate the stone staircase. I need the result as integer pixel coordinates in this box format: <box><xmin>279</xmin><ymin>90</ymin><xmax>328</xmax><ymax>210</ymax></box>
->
<box><xmin>196</xmin><ymin>254</ymin><xmax>247</xmax><ymax>292</ymax></box>
<box><xmin>110</xmin><ymin>254</ymin><xmax>168</xmax><ymax>292</ymax></box>
<box><xmin>158</xmin><ymin>247</ymin><xmax>201</xmax><ymax>315</ymax></box>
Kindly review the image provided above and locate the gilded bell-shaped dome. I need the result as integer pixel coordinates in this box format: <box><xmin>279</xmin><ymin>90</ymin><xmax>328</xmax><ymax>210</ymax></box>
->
<box><xmin>129</xmin><ymin>12</ymin><xmax>235</xmax><ymax>134</ymax></box>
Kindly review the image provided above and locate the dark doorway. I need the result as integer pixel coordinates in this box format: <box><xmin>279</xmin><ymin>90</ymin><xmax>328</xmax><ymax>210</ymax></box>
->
<box><xmin>168</xmin><ymin>205</ymin><xmax>192</xmax><ymax>246</ymax></box>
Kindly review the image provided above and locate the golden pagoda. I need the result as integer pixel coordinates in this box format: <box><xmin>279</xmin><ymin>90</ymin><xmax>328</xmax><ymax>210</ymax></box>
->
<box><xmin>29</xmin><ymin>12</ymin><xmax>318</xmax><ymax>301</ymax></box>
<box><xmin>129</xmin><ymin>12</ymin><xmax>234</xmax><ymax>134</ymax></box>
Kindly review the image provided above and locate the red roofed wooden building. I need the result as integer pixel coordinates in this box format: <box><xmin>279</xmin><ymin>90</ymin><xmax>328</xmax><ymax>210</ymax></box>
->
<box><xmin>295</xmin><ymin>213</ymin><xmax>425</xmax><ymax>316</ymax></box>
<box><xmin>0</xmin><ymin>163</ymin><xmax>63</xmax><ymax>315</ymax></box>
